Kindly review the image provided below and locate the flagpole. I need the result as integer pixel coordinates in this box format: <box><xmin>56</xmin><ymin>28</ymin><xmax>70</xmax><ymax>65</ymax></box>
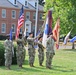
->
<box><xmin>35</xmin><ymin>0</ymin><xmax>38</xmax><ymax>37</ymax></box>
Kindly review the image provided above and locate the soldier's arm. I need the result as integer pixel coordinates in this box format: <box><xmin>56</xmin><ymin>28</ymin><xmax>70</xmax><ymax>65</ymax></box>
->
<box><xmin>4</xmin><ymin>40</ymin><xmax>11</xmax><ymax>50</ymax></box>
<box><xmin>27</xmin><ymin>37</ymin><xmax>34</xmax><ymax>41</ymax></box>
<box><xmin>46</xmin><ymin>38</ymin><xmax>49</xmax><ymax>44</ymax></box>
<box><xmin>23</xmin><ymin>37</ymin><xmax>27</xmax><ymax>46</ymax></box>
<box><xmin>16</xmin><ymin>39</ymin><xmax>22</xmax><ymax>44</ymax></box>
<box><xmin>4</xmin><ymin>41</ymin><xmax>9</xmax><ymax>48</ymax></box>
<box><xmin>33</xmin><ymin>33</ymin><xmax>40</xmax><ymax>40</ymax></box>
<box><xmin>37</xmin><ymin>41</ymin><xmax>45</xmax><ymax>49</ymax></box>
<box><xmin>39</xmin><ymin>43</ymin><xmax>45</xmax><ymax>49</ymax></box>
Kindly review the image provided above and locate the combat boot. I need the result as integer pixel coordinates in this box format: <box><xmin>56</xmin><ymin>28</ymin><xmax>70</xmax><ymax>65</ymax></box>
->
<box><xmin>46</xmin><ymin>66</ymin><xmax>52</xmax><ymax>69</ymax></box>
<box><xmin>19</xmin><ymin>65</ymin><xmax>22</xmax><ymax>68</ymax></box>
<box><xmin>7</xmin><ymin>66</ymin><xmax>11</xmax><ymax>70</ymax></box>
<box><xmin>31</xmin><ymin>63</ymin><xmax>35</xmax><ymax>67</ymax></box>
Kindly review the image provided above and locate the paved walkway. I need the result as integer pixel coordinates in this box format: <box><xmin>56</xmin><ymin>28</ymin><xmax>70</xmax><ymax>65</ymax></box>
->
<box><xmin>25</xmin><ymin>42</ymin><xmax>76</xmax><ymax>50</ymax></box>
<box><xmin>58</xmin><ymin>42</ymin><xmax>76</xmax><ymax>49</ymax></box>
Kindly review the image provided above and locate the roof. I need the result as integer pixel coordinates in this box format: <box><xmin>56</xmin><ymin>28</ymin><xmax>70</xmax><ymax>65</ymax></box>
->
<box><xmin>0</xmin><ymin>0</ymin><xmax>44</xmax><ymax>11</ymax></box>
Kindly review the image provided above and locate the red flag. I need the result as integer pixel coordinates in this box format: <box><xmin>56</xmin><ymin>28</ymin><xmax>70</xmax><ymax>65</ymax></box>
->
<box><xmin>53</xmin><ymin>18</ymin><xmax>60</xmax><ymax>49</ymax></box>
<box><xmin>16</xmin><ymin>6</ymin><xmax>24</xmax><ymax>39</ymax></box>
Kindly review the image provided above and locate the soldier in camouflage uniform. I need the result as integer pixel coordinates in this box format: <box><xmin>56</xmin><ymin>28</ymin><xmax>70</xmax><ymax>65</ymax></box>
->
<box><xmin>38</xmin><ymin>36</ymin><xmax>44</xmax><ymax>66</ymax></box>
<box><xmin>16</xmin><ymin>34</ymin><xmax>27</xmax><ymax>68</ymax></box>
<box><xmin>46</xmin><ymin>33</ymin><xmax>55</xmax><ymax>69</ymax></box>
<box><xmin>27</xmin><ymin>32</ymin><xmax>39</xmax><ymax>67</ymax></box>
<box><xmin>23</xmin><ymin>36</ymin><xmax>27</xmax><ymax>62</ymax></box>
<box><xmin>4</xmin><ymin>34</ymin><xmax>14</xmax><ymax>70</ymax></box>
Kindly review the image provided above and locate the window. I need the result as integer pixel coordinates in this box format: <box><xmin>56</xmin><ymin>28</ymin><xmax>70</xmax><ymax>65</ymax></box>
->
<box><xmin>39</xmin><ymin>13</ymin><xmax>43</xmax><ymax>20</ymax></box>
<box><xmin>33</xmin><ymin>12</ymin><xmax>36</xmax><ymax>20</ymax></box>
<box><xmin>32</xmin><ymin>25</ymin><xmax>35</xmax><ymax>32</ymax></box>
<box><xmin>2</xmin><ymin>9</ymin><xmax>6</xmax><ymax>18</ymax></box>
<box><xmin>20</xmin><ymin>28</ymin><xmax>22</xmax><ymax>33</ymax></box>
<box><xmin>25</xmin><ymin>1</ymin><xmax>28</xmax><ymax>7</ymax></box>
<box><xmin>35</xmin><ymin>2</ymin><xmax>37</xmax><ymax>9</ymax></box>
<box><xmin>1</xmin><ymin>23</ymin><xmax>6</xmax><ymax>33</ymax></box>
<box><xmin>26</xmin><ymin>12</ymin><xmax>30</xmax><ymax>20</ymax></box>
<box><xmin>14</xmin><ymin>0</ymin><xmax>17</xmax><ymax>4</ymax></box>
<box><xmin>25</xmin><ymin>1</ymin><xmax>27</xmax><ymax>6</ymax></box>
<box><xmin>12</xmin><ymin>24</ymin><xmax>15</xmax><ymax>33</ymax></box>
<box><xmin>12</xmin><ymin>10</ymin><xmax>16</xmax><ymax>19</ymax></box>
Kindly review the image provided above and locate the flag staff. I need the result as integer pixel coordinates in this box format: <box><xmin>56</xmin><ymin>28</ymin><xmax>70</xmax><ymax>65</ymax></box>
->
<box><xmin>35</xmin><ymin>0</ymin><xmax>38</xmax><ymax>37</ymax></box>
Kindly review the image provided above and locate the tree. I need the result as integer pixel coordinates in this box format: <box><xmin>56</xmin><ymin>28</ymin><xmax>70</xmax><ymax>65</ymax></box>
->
<box><xmin>38</xmin><ymin>0</ymin><xmax>45</xmax><ymax>6</ymax></box>
<box><xmin>44</xmin><ymin>0</ymin><xmax>76</xmax><ymax>37</ymax></box>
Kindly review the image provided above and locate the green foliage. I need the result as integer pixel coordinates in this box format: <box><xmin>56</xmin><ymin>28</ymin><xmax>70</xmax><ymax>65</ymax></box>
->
<box><xmin>0</xmin><ymin>43</ymin><xmax>5</xmax><ymax>66</ymax></box>
<box><xmin>38</xmin><ymin>0</ymin><xmax>44</xmax><ymax>6</ymax></box>
<box><xmin>0</xmin><ymin>35</ymin><xmax>6</xmax><ymax>40</ymax></box>
<box><xmin>44</xmin><ymin>0</ymin><xmax>76</xmax><ymax>36</ymax></box>
<box><xmin>0</xmin><ymin>43</ymin><xmax>17</xmax><ymax>66</ymax></box>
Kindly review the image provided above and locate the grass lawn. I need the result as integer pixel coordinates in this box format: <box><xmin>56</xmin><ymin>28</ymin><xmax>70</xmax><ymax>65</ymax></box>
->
<box><xmin>0</xmin><ymin>48</ymin><xmax>76</xmax><ymax>75</ymax></box>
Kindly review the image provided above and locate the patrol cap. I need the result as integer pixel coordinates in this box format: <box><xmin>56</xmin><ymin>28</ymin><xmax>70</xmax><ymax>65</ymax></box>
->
<box><xmin>29</xmin><ymin>32</ymin><xmax>33</xmax><ymax>35</ymax></box>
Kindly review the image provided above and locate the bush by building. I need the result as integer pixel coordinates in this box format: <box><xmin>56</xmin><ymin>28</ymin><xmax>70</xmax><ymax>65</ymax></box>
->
<box><xmin>0</xmin><ymin>35</ymin><xmax>7</xmax><ymax>40</ymax></box>
<box><xmin>0</xmin><ymin>43</ymin><xmax>17</xmax><ymax>66</ymax></box>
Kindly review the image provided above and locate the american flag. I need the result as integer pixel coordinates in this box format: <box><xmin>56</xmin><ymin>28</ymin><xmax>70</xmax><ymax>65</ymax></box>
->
<box><xmin>16</xmin><ymin>6</ymin><xmax>24</xmax><ymax>39</ymax></box>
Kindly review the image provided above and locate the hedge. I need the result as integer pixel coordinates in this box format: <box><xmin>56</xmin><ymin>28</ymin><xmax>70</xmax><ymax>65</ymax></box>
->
<box><xmin>0</xmin><ymin>35</ymin><xmax>6</xmax><ymax>40</ymax></box>
<box><xmin>0</xmin><ymin>43</ymin><xmax>17</xmax><ymax>66</ymax></box>
<box><xmin>0</xmin><ymin>43</ymin><xmax>5</xmax><ymax>66</ymax></box>
<box><xmin>0</xmin><ymin>35</ymin><xmax>16</xmax><ymax>40</ymax></box>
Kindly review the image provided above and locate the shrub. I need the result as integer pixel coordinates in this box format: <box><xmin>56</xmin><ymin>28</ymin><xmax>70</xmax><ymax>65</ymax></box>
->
<box><xmin>0</xmin><ymin>42</ymin><xmax>17</xmax><ymax>66</ymax></box>
<box><xmin>0</xmin><ymin>43</ymin><xmax>5</xmax><ymax>66</ymax></box>
<box><xmin>0</xmin><ymin>35</ymin><xmax>6</xmax><ymax>40</ymax></box>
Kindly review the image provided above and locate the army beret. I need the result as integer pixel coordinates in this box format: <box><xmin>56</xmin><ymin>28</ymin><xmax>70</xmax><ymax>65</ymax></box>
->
<box><xmin>19</xmin><ymin>34</ymin><xmax>22</xmax><ymax>36</ymax></box>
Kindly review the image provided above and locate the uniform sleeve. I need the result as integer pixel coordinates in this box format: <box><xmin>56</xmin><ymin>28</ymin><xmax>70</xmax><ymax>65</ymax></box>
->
<box><xmin>27</xmin><ymin>37</ymin><xmax>34</xmax><ymax>42</ymax></box>
<box><xmin>16</xmin><ymin>39</ymin><xmax>22</xmax><ymax>44</ymax></box>
<box><xmin>38</xmin><ymin>41</ymin><xmax>45</xmax><ymax>49</ymax></box>
<box><xmin>46</xmin><ymin>37</ymin><xmax>50</xmax><ymax>44</ymax></box>
<box><xmin>4</xmin><ymin>40</ymin><xmax>7</xmax><ymax>47</ymax></box>
<box><xmin>22</xmin><ymin>37</ymin><xmax>27</xmax><ymax>45</ymax></box>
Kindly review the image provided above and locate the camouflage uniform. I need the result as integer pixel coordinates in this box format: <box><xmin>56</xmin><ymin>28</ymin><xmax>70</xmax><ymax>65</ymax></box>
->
<box><xmin>27</xmin><ymin>37</ymin><xmax>35</xmax><ymax>67</ymax></box>
<box><xmin>23</xmin><ymin>37</ymin><xmax>27</xmax><ymax>61</ymax></box>
<box><xmin>16</xmin><ymin>37</ymin><xmax>26</xmax><ymax>68</ymax></box>
<box><xmin>38</xmin><ymin>40</ymin><xmax>44</xmax><ymax>66</ymax></box>
<box><xmin>4</xmin><ymin>39</ymin><xmax>13</xmax><ymax>69</ymax></box>
<box><xmin>46</xmin><ymin>36</ymin><xmax>55</xmax><ymax>69</ymax></box>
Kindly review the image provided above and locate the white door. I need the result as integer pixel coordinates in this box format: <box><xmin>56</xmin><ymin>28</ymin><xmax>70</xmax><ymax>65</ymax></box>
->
<box><xmin>25</xmin><ymin>21</ymin><xmax>31</xmax><ymax>36</ymax></box>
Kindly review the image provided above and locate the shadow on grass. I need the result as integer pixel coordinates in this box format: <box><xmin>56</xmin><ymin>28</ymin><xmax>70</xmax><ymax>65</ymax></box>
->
<box><xmin>23</xmin><ymin>60</ymin><xmax>28</xmax><ymax>65</ymax></box>
<box><xmin>0</xmin><ymin>65</ymin><xmax>76</xmax><ymax>73</ymax></box>
<box><xmin>12</xmin><ymin>67</ymin><xmax>43</xmax><ymax>72</ymax></box>
<box><xmin>52</xmin><ymin>65</ymin><xmax>76</xmax><ymax>72</ymax></box>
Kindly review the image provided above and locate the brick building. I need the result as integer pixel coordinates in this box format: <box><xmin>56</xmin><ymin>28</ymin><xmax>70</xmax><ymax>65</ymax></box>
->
<box><xmin>0</xmin><ymin>0</ymin><xmax>44</xmax><ymax>36</ymax></box>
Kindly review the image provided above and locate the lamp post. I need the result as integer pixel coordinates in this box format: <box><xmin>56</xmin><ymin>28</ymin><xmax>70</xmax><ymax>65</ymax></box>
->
<box><xmin>35</xmin><ymin>0</ymin><xmax>38</xmax><ymax>37</ymax></box>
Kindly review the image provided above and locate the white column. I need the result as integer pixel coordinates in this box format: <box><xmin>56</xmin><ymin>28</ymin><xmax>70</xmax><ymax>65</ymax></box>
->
<box><xmin>35</xmin><ymin>0</ymin><xmax>38</xmax><ymax>37</ymax></box>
